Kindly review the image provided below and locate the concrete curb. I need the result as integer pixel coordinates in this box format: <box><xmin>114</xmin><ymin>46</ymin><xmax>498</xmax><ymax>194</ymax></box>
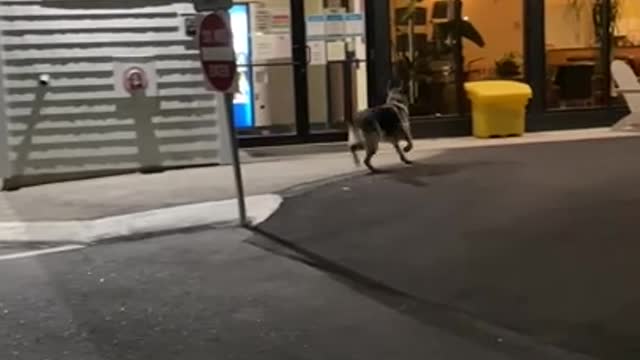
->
<box><xmin>0</xmin><ymin>194</ymin><xmax>282</xmax><ymax>243</ymax></box>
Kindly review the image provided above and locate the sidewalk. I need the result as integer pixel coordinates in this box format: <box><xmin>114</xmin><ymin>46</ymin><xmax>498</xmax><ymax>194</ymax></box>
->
<box><xmin>0</xmin><ymin>127</ymin><xmax>636</xmax><ymax>243</ymax></box>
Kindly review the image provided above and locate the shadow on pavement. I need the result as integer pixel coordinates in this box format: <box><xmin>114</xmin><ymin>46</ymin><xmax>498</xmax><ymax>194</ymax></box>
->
<box><xmin>248</xmin><ymin>228</ymin><xmax>587</xmax><ymax>360</ymax></box>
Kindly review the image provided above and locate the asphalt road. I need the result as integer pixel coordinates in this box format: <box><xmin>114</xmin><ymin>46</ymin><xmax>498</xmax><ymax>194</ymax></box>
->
<box><xmin>0</xmin><ymin>228</ymin><xmax>540</xmax><ymax>360</ymax></box>
<box><xmin>256</xmin><ymin>137</ymin><xmax>640</xmax><ymax>360</ymax></box>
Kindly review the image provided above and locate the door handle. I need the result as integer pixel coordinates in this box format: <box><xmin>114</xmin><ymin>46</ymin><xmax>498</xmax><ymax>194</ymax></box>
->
<box><xmin>305</xmin><ymin>45</ymin><xmax>311</xmax><ymax>65</ymax></box>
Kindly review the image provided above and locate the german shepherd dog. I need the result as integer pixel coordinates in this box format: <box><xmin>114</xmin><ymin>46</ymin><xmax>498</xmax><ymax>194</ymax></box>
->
<box><xmin>347</xmin><ymin>84</ymin><xmax>413</xmax><ymax>173</ymax></box>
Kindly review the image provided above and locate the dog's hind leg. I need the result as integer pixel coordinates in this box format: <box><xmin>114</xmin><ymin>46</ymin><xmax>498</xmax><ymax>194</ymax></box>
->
<box><xmin>349</xmin><ymin>144</ymin><xmax>361</xmax><ymax>166</ymax></box>
<box><xmin>363</xmin><ymin>134</ymin><xmax>380</xmax><ymax>173</ymax></box>
<box><xmin>348</xmin><ymin>126</ymin><xmax>365</xmax><ymax>166</ymax></box>
<box><xmin>393</xmin><ymin>139</ymin><xmax>413</xmax><ymax>165</ymax></box>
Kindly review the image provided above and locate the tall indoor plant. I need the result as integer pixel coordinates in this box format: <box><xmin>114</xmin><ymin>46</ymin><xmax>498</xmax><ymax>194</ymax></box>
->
<box><xmin>592</xmin><ymin>0</ymin><xmax>619</xmax><ymax>44</ymax></box>
<box><xmin>395</xmin><ymin>0</ymin><xmax>485</xmax><ymax>102</ymax></box>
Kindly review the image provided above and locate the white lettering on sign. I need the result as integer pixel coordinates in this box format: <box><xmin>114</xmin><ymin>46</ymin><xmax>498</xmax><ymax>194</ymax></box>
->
<box><xmin>198</xmin><ymin>11</ymin><xmax>237</xmax><ymax>92</ymax></box>
<box><xmin>201</xmin><ymin>30</ymin><xmax>214</xmax><ymax>43</ymax></box>
<box><xmin>201</xmin><ymin>29</ymin><xmax>231</xmax><ymax>45</ymax></box>
<box><xmin>214</xmin><ymin>29</ymin><xmax>231</xmax><ymax>43</ymax></box>
<box><xmin>201</xmin><ymin>47</ymin><xmax>235</xmax><ymax>61</ymax></box>
<box><xmin>208</xmin><ymin>64</ymin><xmax>232</xmax><ymax>78</ymax></box>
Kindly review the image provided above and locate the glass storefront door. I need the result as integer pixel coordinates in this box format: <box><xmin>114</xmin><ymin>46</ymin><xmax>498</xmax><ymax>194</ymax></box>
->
<box><xmin>233</xmin><ymin>0</ymin><xmax>371</xmax><ymax>141</ymax></box>
<box><xmin>232</xmin><ymin>1</ymin><xmax>299</xmax><ymax>137</ymax></box>
<box><xmin>304</xmin><ymin>0</ymin><xmax>370</xmax><ymax>133</ymax></box>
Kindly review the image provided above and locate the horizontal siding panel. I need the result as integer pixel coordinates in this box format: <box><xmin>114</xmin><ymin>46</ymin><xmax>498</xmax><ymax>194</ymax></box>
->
<box><xmin>4</xmin><ymin>46</ymin><xmax>193</xmax><ymax>60</ymax></box>
<box><xmin>8</xmin><ymin>118</ymin><xmax>135</xmax><ymax>131</ymax></box>
<box><xmin>3</xmin><ymin>60</ymin><xmax>201</xmax><ymax>74</ymax></box>
<box><xmin>13</xmin><ymin>146</ymin><xmax>138</xmax><ymax>160</ymax></box>
<box><xmin>6</xmin><ymin>74</ymin><xmax>204</xmax><ymax>89</ymax></box>
<box><xmin>6</xmin><ymin>91</ymin><xmax>214</xmax><ymax>102</ymax></box>
<box><xmin>0</xmin><ymin>18</ymin><xmax>181</xmax><ymax>31</ymax></box>
<box><xmin>23</xmin><ymin>162</ymin><xmax>142</xmax><ymax>175</ymax></box>
<box><xmin>19</xmin><ymin>155</ymin><xmax>143</xmax><ymax>170</ymax></box>
<box><xmin>1</xmin><ymin>4</ymin><xmax>181</xmax><ymax>16</ymax></box>
<box><xmin>2</xmin><ymin>32</ymin><xmax>190</xmax><ymax>44</ymax></box>
<box><xmin>0</xmin><ymin>0</ymin><xmax>222</xmax><ymax>182</ymax></box>
<box><xmin>159</xmin><ymin>141</ymin><xmax>217</xmax><ymax>153</ymax></box>
<box><xmin>9</xmin><ymin>131</ymin><xmax>136</xmax><ymax>145</ymax></box>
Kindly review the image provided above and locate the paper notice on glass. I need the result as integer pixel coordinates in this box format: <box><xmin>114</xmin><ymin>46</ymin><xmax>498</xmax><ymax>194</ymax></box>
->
<box><xmin>271</xmin><ymin>34</ymin><xmax>292</xmax><ymax>59</ymax></box>
<box><xmin>324</xmin><ymin>13</ymin><xmax>345</xmax><ymax>38</ymax></box>
<box><xmin>253</xmin><ymin>35</ymin><xmax>273</xmax><ymax>60</ymax></box>
<box><xmin>326</xmin><ymin>41</ymin><xmax>345</xmax><ymax>61</ymax></box>
<box><xmin>269</xmin><ymin>8</ymin><xmax>291</xmax><ymax>34</ymax></box>
<box><xmin>344</xmin><ymin>13</ymin><xmax>364</xmax><ymax>36</ymax></box>
<box><xmin>308</xmin><ymin>41</ymin><xmax>327</xmax><ymax>65</ymax></box>
<box><xmin>254</xmin><ymin>8</ymin><xmax>271</xmax><ymax>33</ymax></box>
<box><xmin>306</xmin><ymin>15</ymin><xmax>325</xmax><ymax>39</ymax></box>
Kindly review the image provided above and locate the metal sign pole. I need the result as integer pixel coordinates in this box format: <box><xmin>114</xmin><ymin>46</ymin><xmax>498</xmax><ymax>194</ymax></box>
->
<box><xmin>224</xmin><ymin>90</ymin><xmax>248</xmax><ymax>226</ymax></box>
<box><xmin>196</xmin><ymin>3</ymin><xmax>247</xmax><ymax>226</ymax></box>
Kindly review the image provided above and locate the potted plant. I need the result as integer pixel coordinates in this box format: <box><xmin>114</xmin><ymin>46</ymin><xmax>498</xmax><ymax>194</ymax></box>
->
<box><xmin>495</xmin><ymin>52</ymin><xmax>522</xmax><ymax>79</ymax></box>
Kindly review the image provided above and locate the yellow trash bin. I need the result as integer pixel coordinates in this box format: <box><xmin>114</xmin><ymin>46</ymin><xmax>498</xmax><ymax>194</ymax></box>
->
<box><xmin>464</xmin><ymin>80</ymin><xmax>532</xmax><ymax>138</ymax></box>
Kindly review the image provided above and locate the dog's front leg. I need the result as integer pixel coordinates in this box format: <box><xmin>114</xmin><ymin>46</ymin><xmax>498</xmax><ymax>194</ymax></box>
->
<box><xmin>393</xmin><ymin>140</ymin><xmax>413</xmax><ymax>165</ymax></box>
<box><xmin>400</xmin><ymin>125</ymin><xmax>413</xmax><ymax>153</ymax></box>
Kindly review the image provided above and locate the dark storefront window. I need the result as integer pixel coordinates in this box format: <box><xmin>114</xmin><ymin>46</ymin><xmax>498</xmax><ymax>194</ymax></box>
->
<box><xmin>544</xmin><ymin>0</ymin><xmax>609</xmax><ymax>109</ymax></box>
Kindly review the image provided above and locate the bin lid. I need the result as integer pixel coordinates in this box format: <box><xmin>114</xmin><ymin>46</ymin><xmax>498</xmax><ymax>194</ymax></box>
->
<box><xmin>464</xmin><ymin>80</ymin><xmax>532</xmax><ymax>99</ymax></box>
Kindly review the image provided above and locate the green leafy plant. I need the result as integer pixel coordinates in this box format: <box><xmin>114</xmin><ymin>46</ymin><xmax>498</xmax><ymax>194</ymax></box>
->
<box><xmin>495</xmin><ymin>52</ymin><xmax>521</xmax><ymax>78</ymax></box>
<box><xmin>394</xmin><ymin>0</ymin><xmax>485</xmax><ymax>77</ymax></box>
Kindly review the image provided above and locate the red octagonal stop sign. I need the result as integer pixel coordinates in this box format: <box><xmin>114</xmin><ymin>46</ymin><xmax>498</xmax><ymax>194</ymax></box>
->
<box><xmin>198</xmin><ymin>11</ymin><xmax>237</xmax><ymax>92</ymax></box>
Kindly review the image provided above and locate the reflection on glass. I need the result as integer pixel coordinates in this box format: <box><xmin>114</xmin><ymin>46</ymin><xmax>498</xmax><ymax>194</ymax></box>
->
<box><xmin>389</xmin><ymin>0</ymin><xmax>460</xmax><ymax>116</ymax></box>
<box><xmin>544</xmin><ymin>0</ymin><xmax>606</xmax><ymax>109</ymax></box>
<box><xmin>229</xmin><ymin>4</ymin><xmax>254</xmax><ymax>128</ymax></box>
<box><xmin>461</xmin><ymin>0</ymin><xmax>523</xmax><ymax>83</ymax></box>
<box><xmin>234</xmin><ymin>2</ymin><xmax>297</xmax><ymax>136</ymax></box>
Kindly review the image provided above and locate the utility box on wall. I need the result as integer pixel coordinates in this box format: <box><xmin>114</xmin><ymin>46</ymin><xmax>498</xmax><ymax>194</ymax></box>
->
<box><xmin>0</xmin><ymin>0</ymin><xmax>228</xmax><ymax>189</ymax></box>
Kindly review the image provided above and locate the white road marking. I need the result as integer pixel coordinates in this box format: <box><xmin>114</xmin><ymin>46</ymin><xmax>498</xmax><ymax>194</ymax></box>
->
<box><xmin>0</xmin><ymin>245</ymin><xmax>85</xmax><ymax>261</ymax></box>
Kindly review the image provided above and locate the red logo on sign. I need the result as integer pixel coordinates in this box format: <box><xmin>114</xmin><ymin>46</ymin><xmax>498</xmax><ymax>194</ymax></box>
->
<box><xmin>123</xmin><ymin>67</ymin><xmax>148</xmax><ymax>93</ymax></box>
<box><xmin>199</xmin><ymin>12</ymin><xmax>236</xmax><ymax>92</ymax></box>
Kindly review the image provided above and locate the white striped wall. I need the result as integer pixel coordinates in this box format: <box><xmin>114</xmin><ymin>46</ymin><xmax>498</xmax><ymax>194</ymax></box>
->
<box><xmin>0</xmin><ymin>0</ymin><xmax>225</xmax><ymax>187</ymax></box>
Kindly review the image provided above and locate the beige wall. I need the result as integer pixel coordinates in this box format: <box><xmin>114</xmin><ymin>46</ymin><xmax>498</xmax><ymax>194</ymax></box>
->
<box><xmin>545</xmin><ymin>0</ymin><xmax>640</xmax><ymax>49</ymax></box>
<box><xmin>618</xmin><ymin>0</ymin><xmax>640</xmax><ymax>43</ymax></box>
<box><xmin>462</xmin><ymin>0</ymin><xmax>523</xmax><ymax>69</ymax></box>
<box><xmin>545</xmin><ymin>0</ymin><xmax>595</xmax><ymax>48</ymax></box>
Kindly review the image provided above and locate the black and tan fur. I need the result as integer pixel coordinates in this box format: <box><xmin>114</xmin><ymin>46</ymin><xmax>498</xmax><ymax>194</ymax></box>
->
<box><xmin>347</xmin><ymin>85</ymin><xmax>413</xmax><ymax>172</ymax></box>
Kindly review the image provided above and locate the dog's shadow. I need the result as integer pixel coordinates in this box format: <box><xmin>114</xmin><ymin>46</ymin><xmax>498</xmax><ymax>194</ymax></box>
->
<box><xmin>373</xmin><ymin>161</ymin><xmax>490</xmax><ymax>188</ymax></box>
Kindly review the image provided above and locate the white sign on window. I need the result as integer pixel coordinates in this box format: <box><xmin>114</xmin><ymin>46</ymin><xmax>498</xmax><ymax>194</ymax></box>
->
<box><xmin>308</xmin><ymin>40</ymin><xmax>327</xmax><ymax>65</ymax></box>
<box><xmin>306</xmin><ymin>15</ymin><xmax>326</xmax><ymax>39</ymax></box>
<box><xmin>324</xmin><ymin>13</ymin><xmax>345</xmax><ymax>38</ymax></box>
<box><xmin>344</xmin><ymin>13</ymin><xmax>365</xmax><ymax>36</ymax></box>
